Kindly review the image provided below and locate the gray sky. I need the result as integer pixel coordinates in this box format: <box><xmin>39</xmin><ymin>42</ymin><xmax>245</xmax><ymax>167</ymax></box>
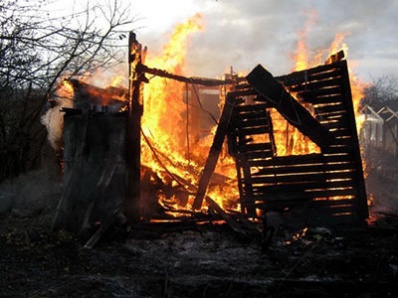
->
<box><xmin>130</xmin><ymin>0</ymin><xmax>398</xmax><ymax>82</ymax></box>
<box><xmin>51</xmin><ymin>0</ymin><xmax>398</xmax><ymax>83</ymax></box>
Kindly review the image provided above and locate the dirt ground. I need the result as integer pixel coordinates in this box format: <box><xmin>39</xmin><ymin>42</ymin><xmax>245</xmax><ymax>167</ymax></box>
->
<box><xmin>0</xmin><ymin>169</ymin><xmax>397</xmax><ymax>298</ymax></box>
<box><xmin>1</xmin><ymin>200</ymin><xmax>398</xmax><ymax>298</ymax></box>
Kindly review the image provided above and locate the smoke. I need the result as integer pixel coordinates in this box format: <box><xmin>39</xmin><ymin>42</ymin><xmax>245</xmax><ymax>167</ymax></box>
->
<box><xmin>41</xmin><ymin>95</ymin><xmax>73</xmax><ymax>150</ymax></box>
<box><xmin>0</xmin><ymin>167</ymin><xmax>62</xmax><ymax>217</ymax></box>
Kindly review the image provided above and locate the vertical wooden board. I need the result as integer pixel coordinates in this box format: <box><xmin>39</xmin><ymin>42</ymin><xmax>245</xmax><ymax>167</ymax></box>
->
<box><xmin>338</xmin><ymin>61</ymin><xmax>368</xmax><ymax>219</ymax></box>
<box><xmin>125</xmin><ymin>32</ymin><xmax>143</xmax><ymax>223</ymax></box>
<box><xmin>192</xmin><ymin>94</ymin><xmax>236</xmax><ymax>210</ymax></box>
<box><xmin>53</xmin><ymin>113</ymin><xmax>127</xmax><ymax>233</ymax></box>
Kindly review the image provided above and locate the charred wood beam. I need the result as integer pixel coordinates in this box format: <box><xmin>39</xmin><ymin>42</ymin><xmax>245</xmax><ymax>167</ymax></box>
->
<box><xmin>138</xmin><ymin>64</ymin><xmax>236</xmax><ymax>86</ymax></box>
<box><xmin>83</xmin><ymin>206</ymin><xmax>123</xmax><ymax>249</ymax></box>
<box><xmin>246</xmin><ymin>64</ymin><xmax>335</xmax><ymax>149</ymax></box>
<box><xmin>192</xmin><ymin>93</ymin><xmax>236</xmax><ymax>210</ymax></box>
<box><xmin>339</xmin><ymin>60</ymin><xmax>368</xmax><ymax>219</ymax></box>
<box><xmin>125</xmin><ymin>32</ymin><xmax>143</xmax><ymax>223</ymax></box>
<box><xmin>325</xmin><ymin>49</ymin><xmax>345</xmax><ymax>65</ymax></box>
<box><xmin>154</xmin><ymin>164</ymin><xmax>250</xmax><ymax>239</ymax></box>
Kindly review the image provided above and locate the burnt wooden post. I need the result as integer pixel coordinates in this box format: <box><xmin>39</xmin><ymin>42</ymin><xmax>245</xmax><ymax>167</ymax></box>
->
<box><xmin>340</xmin><ymin>60</ymin><xmax>369</xmax><ymax>219</ymax></box>
<box><xmin>125</xmin><ymin>32</ymin><xmax>143</xmax><ymax>223</ymax></box>
<box><xmin>192</xmin><ymin>93</ymin><xmax>235</xmax><ymax>210</ymax></box>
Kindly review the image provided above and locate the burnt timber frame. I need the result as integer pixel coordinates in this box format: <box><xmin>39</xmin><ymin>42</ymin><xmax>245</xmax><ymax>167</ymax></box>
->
<box><xmin>125</xmin><ymin>32</ymin><xmax>144</xmax><ymax>223</ymax></box>
<box><xmin>228</xmin><ymin>59</ymin><xmax>368</xmax><ymax>225</ymax></box>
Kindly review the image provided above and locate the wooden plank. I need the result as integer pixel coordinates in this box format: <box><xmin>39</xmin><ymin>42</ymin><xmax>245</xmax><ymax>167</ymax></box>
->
<box><xmin>250</xmin><ymin>179</ymin><xmax>356</xmax><ymax>192</ymax></box>
<box><xmin>277</xmin><ymin>62</ymin><xmax>342</xmax><ymax>86</ymax></box>
<box><xmin>252</xmin><ymin>188</ymin><xmax>358</xmax><ymax>201</ymax></box>
<box><xmin>231</xmin><ymin>126</ymin><xmax>271</xmax><ymax>136</ymax></box>
<box><xmin>140</xmin><ymin>64</ymin><xmax>235</xmax><ymax>87</ymax></box>
<box><xmin>235</xmin><ymin>142</ymin><xmax>274</xmax><ymax>153</ymax></box>
<box><xmin>245</xmin><ymin>158</ymin><xmax>355</xmax><ymax>168</ymax></box>
<box><xmin>255</xmin><ymin>187</ymin><xmax>358</xmax><ymax>197</ymax></box>
<box><xmin>83</xmin><ymin>206</ymin><xmax>121</xmax><ymax>249</ymax></box>
<box><xmin>295</xmin><ymin>86</ymin><xmax>342</xmax><ymax>100</ymax></box>
<box><xmin>253</xmin><ymin>198</ymin><xmax>358</xmax><ymax>209</ymax></box>
<box><xmin>316</xmin><ymin>110</ymin><xmax>348</xmax><ymax>119</ymax></box>
<box><xmin>329</xmin><ymin>140</ymin><xmax>354</xmax><ymax>149</ymax></box>
<box><xmin>251</xmin><ymin>161</ymin><xmax>355</xmax><ymax>175</ymax></box>
<box><xmin>287</xmin><ymin>76</ymin><xmax>343</xmax><ymax>93</ymax></box>
<box><xmin>302</xmin><ymin>94</ymin><xmax>343</xmax><ymax>106</ymax></box>
<box><xmin>310</xmin><ymin>198</ymin><xmax>357</xmax><ymax>206</ymax></box>
<box><xmin>235</xmin><ymin>118</ymin><xmax>270</xmax><ymax>128</ymax></box>
<box><xmin>235</xmin><ymin>150</ymin><xmax>274</xmax><ymax>161</ymax></box>
<box><xmin>227</xmin><ymin>89</ymin><xmax>258</xmax><ymax>97</ymax></box>
<box><xmin>192</xmin><ymin>93</ymin><xmax>236</xmax><ymax>210</ymax></box>
<box><xmin>329</xmin><ymin>130</ymin><xmax>352</xmax><ymax>139</ymax></box>
<box><xmin>248</xmin><ymin>180</ymin><xmax>356</xmax><ymax>193</ymax></box>
<box><xmin>241</xmin><ymin>171</ymin><xmax>355</xmax><ymax>184</ymax></box>
<box><xmin>243</xmin><ymin>153</ymin><xmax>351</xmax><ymax>167</ymax></box>
<box><xmin>283</xmin><ymin>71</ymin><xmax>342</xmax><ymax>89</ymax></box>
<box><xmin>205</xmin><ymin>196</ymin><xmax>250</xmax><ymax>238</ymax></box>
<box><xmin>233</xmin><ymin>112</ymin><xmax>270</xmax><ymax>121</ymax></box>
<box><xmin>314</xmin><ymin>103</ymin><xmax>347</xmax><ymax>114</ymax></box>
<box><xmin>234</xmin><ymin>103</ymin><xmax>269</xmax><ymax>112</ymax></box>
<box><xmin>125</xmin><ymin>32</ymin><xmax>143</xmax><ymax>223</ymax></box>
<box><xmin>246</xmin><ymin>65</ymin><xmax>335</xmax><ymax>149</ymax></box>
<box><xmin>339</xmin><ymin>60</ymin><xmax>368</xmax><ymax>219</ymax></box>
<box><xmin>318</xmin><ymin>117</ymin><xmax>349</xmax><ymax>128</ymax></box>
<box><xmin>321</xmin><ymin>113</ymin><xmax>349</xmax><ymax>121</ymax></box>
<box><xmin>249</xmin><ymin>178</ymin><xmax>357</xmax><ymax>190</ymax></box>
<box><xmin>299</xmin><ymin>94</ymin><xmax>343</xmax><ymax>105</ymax></box>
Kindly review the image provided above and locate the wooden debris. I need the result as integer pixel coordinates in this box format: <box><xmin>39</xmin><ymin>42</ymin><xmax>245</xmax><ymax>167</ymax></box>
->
<box><xmin>83</xmin><ymin>206</ymin><xmax>122</xmax><ymax>249</ymax></box>
<box><xmin>78</xmin><ymin>156</ymin><xmax>118</xmax><ymax>235</ymax></box>
<box><xmin>205</xmin><ymin>196</ymin><xmax>249</xmax><ymax>239</ymax></box>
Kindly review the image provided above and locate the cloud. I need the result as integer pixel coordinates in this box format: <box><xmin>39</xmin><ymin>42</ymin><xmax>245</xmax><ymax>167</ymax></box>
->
<box><xmin>135</xmin><ymin>0</ymin><xmax>398</xmax><ymax>81</ymax></box>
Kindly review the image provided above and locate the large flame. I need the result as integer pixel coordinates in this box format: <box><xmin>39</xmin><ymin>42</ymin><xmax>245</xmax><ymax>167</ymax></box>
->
<box><xmin>140</xmin><ymin>14</ymin><xmax>240</xmax><ymax>213</ymax></box>
<box><xmin>46</xmin><ymin>11</ymin><xmax>370</xmax><ymax>217</ymax></box>
<box><xmin>273</xmin><ymin>18</ymin><xmax>367</xmax><ymax>157</ymax></box>
<box><xmin>139</xmin><ymin>11</ymin><xmax>370</xmax><ymax>214</ymax></box>
<box><xmin>143</xmin><ymin>13</ymin><xmax>203</xmax><ymax>161</ymax></box>
<box><xmin>291</xmin><ymin>10</ymin><xmax>318</xmax><ymax>71</ymax></box>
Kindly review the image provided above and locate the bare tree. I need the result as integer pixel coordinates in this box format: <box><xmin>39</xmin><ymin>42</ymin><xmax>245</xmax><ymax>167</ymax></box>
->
<box><xmin>361</xmin><ymin>75</ymin><xmax>398</xmax><ymax>110</ymax></box>
<box><xmin>0</xmin><ymin>0</ymin><xmax>136</xmax><ymax>181</ymax></box>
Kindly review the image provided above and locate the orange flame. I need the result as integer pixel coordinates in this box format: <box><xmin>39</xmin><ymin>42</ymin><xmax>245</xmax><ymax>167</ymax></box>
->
<box><xmin>291</xmin><ymin>10</ymin><xmax>318</xmax><ymax>71</ymax></box>
<box><xmin>140</xmin><ymin>14</ymin><xmax>241</xmax><ymax>212</ymax></box>
<box><xmin>143</xmin><ymin>13</ymin><xmax>203</xmax><ymax>155</ymax></box>
<box><xmin>57</xmin><ymin>79</ymin><xmax>74</xmax><ymax>99</ymax></box>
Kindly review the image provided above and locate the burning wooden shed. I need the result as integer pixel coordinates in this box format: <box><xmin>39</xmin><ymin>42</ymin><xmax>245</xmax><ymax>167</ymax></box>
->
<box><xmin>52</xmin><ymin>81</ymin><xmax>129</xmax><ymax>235</ymax></box>
<box><xmin>193</xmin><ymin>52</ymin><xmax>368</xmax><ymax>226</ymax></box>
<box><xmin>52</xmin><ymin>33</ymin><xmax>368</xmax><ymax>241</ymax></box>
